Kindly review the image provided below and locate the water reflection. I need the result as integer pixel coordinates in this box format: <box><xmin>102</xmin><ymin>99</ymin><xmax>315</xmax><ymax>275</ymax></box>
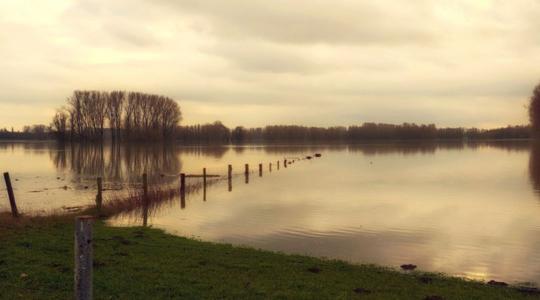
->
<box><xmin>142</xmin><ymin>196</ymin><xmax>149</xmax><ymax>227</ymax></box>
<box><xmin>348</xmin><ymin>140</ymin><xmax>531</xmax><ymax>156</ymax></box>
<box><xmin>51</xmin><ymin>143</ymin><xmax>181</xmax><ymax>184</ymax></box>
<box><xmin>529</xmin><ymin>142</ymin><xmax>540</xmax><ymax>195</ymax></box>
<box><xmin>180</xmin><ymin>192</ymin><xmax>186</xmax><ymax>209</ymax></box>
<box><xmin>103</xmin><ymin>140</ymin><xmax>540</xmax><ymax>285</ymax></box>
<box><xmin>6</xmin><ymin>140</ymin><xmax>540</xmax><ymax>284</ymax></box>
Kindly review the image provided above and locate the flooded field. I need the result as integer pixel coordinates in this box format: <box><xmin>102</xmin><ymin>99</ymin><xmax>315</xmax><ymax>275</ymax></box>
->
<box><xmin>2</xmin><ymin>140</ymin><xmax>540</xmax><ymax>285</ymax></box>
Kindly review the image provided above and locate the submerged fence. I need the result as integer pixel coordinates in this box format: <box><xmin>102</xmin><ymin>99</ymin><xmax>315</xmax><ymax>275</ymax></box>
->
<box><xmin>1</xmin><ymin>153</ymin><xmax>323</xmax><ymax>219</ymax></box>
<box><xmin>2</xmin><ymin>153</ymin><xmax>323</xmax><ymax>299</ymax></box>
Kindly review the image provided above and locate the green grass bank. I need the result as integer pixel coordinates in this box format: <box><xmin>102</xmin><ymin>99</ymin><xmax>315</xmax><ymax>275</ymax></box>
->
<box><xmin>0</xmin><ymin>219</ymin><xmax>538</xmax><ymax>299</ymax></box>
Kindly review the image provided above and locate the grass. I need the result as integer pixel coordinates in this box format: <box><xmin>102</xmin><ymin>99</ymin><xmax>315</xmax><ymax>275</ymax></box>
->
<box><xmin>1</xmin><ymin>218</ymin><xmax>539</xmax><ymax>299</ymax></box>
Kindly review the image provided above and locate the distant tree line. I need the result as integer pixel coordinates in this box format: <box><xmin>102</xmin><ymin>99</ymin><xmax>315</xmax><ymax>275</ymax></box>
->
<box><xmin>1</xmin><ymin>122</ymin><xmax>531</xmax><ymax>143</ymax></box>
<box><xmin>0</xmin><ymin>125</ymin><xmax>51</xmax><ymax>140</ymax></box>
<box><xmin>176</xmin><ymin>122</ymin><xmax>531</xmax><ymax>144</ymax></box>
<box><xmin>177</xmin><ymin>121</ymin><xmax>231</xmax><ymax>144</ymax></box>
<box><xmin>50</xmin><ymin>90</ymin><xmax>182</xmax><ymax>141</ymax></box>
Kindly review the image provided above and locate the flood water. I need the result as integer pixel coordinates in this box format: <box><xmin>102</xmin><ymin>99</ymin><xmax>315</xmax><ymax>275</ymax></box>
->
<box><xmin>2</xmin><ymin>140</ymin><xmax>540</xmax><ymax>285</ymax></box>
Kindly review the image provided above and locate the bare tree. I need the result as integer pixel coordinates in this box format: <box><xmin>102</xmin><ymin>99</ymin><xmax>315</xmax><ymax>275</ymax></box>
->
<box><xmin>57</xmin><ymin>90</ymin><xmax>181</xmax><ymax>141</ymax></box>
<box><xmin>85</xmin><ymin>91</ymin><xmax>107</xmax><ymax>139</ymax></box>
<box><xmin>67</xmin><ymin>91</ymin><xmax>84</xmax><ymax>139</ymax></box>
<box><xmin>107</xmin><ymin>91</ymin><xmax>124</xmax><ymax>142</ymax></box>
<box><xmin>530</xmin><ymin>83</ymin><xmax>540</xmax><ymax>135</ymax></box>
<box><xmin>50</xmin><ymin>108</ymin><xmax>69</xmax><ymax>140</ymax></box>
<box><xmin>160</xmin><ymin>96</ymin><xmax>182</xmax><ymax>138</ymax></box>
<box><xmin>124</xmin><ymin>92</ymin><xmax>181</xmax><ymax>140</ymax></box>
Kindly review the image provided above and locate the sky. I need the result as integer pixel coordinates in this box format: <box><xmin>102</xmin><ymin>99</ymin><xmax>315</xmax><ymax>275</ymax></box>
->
<box><xmin>1</xmin><ymin>0</ymin><xmax>539</xmax><ymax>130</ymax></box>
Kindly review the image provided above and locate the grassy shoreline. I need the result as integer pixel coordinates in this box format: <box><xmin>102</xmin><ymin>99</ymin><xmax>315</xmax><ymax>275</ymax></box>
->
<box><xmin>0</xmin><ymin>218</ymin><xmax>538</xmax><ymax>299</ymax></box>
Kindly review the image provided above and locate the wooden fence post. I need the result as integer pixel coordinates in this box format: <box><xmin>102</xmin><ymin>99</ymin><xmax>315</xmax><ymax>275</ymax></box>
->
<box><xmin>180</xmin><ymin>173</ymin><xmax>186</xmax><ymax>194</ymax></box>
<box><xmin>228</xmin><ymin>164</ymin><xmax>232</xmax><ymax>192</ymax></box>
<box><xmin>180</xmin><ymin>173</ymin><xmax>186</xmax><ymax>209</ymax></box>
<box><xmin>95</xmin><ymin>177</ymin><xmax>102</xmax><ymax>214</ymax></box>
<box><xmin>142</xmin><ymin>174</ymin><xmax>149</xmax><ymax>227</ymax></box>
<box><xmin>244</xmin><ymin>164</ymin><xmax>249</xmax><ymax>184</ymax></box>
<box><xmin>259</xmin><ymin>163</ymin><xmax>263</xmax><ymax>177</ymax></box>
<box><xmin>269</xmin><ymin>162</ymin><xmax>272</xmax><ymax>172</ymax></box>
<box><xmin>3</xmin><ymin>172</ymin><xmax>18</xmax><ymax>218</ymax></box>
<box><xmin>74</xmin><ymin>216</ymin><xmax>94</xmax><ymax>300</ymax></box>
<box><xmin>203</xmin><ymin>168</ymin><xmax>207</xmax><ymax>201</ymax></box>
<box><xmin>203</xmin><ymin>168</ymin><xmax>207</xmax><ymax>187</ymax></box>
<box><xmin>277</xmin><ymin>161</ymin><xmax>280</xmax><ymax>170</ymax></box>
<box><xmin>284</xmin><ymin>159</ymin><xmax>288</xmax><ymax>168</ymax></box>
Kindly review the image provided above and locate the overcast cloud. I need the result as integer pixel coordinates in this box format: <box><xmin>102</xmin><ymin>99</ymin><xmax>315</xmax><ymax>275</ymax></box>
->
<box><xmin>0</xmin><ymin>0</ymin><xmax>539</xmax><ymax>129</ymax></box>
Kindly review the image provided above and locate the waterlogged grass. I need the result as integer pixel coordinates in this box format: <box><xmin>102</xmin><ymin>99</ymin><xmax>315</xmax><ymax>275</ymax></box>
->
<box><xmin>0</xmin><ymin>220</ymin><xmax>538</xmax><ymax>299</ymax></box>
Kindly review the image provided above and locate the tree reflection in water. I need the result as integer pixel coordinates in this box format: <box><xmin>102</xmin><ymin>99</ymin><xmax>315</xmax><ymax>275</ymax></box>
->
<box><xmin>529</xmin><ymin>141</ymin><xmax>540</xmax><ymax>195</ymax></box>
<box><xmin>51</xmin><ymin>142</ymin><xmax>179</xmax><ymax>185</ymax></box>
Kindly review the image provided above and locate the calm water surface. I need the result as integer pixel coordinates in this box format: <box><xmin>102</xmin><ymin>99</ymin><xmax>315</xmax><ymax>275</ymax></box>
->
<box><xmin>2</xmin><ymin>140</ymin><xmax>540</xmax><ymax>285</ymax></box>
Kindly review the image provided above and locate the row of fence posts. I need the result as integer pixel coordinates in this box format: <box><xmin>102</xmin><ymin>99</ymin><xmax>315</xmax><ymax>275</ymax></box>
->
<box><xmin>102</xmin><ymin>159</ymin><xmax>296</xmax><ymax>223</ymax></box>
<box><xmin>74</xmin><ymin>158</ymin><xmax>296</xmax><ymax>299</ymax></box>
<box><xmin>2</xmin><ymin>158</ymin><xmax>293</xmax><ymax>219</ymax></box>
<box><xmin>3</xmin><ymin>157</ymin><xmax>302</xmax><ymax>299</ymax></box>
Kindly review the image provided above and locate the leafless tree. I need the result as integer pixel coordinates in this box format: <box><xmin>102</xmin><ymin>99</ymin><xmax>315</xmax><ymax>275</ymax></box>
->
<box><xmin>123</xmin><ymin>92</ymin><xmax>181</xmax><ymax>140</ymax></box>
<box><xmin>65</xmin><ymin>91</ymin><xmax>109</xmax><ymax>140</ymax></box>
<box><xmin>529</xmin><ymin>83</ymin><xmax>540</xmax><ymax>135</ymax></box>
<box><xmin>85</xmin><ymin>91</ymin><xmax>108</xmax><ymax>139</ymax></box>
<box><xmin>57</xmin><ymin>90</ymin><xmax>181</xmax><ymax>141</ymax></box>
<box><xmin>67</xmin><ymin>91</ymin><xmax>83</xmax><ymax>139</ymax></box>
<box><xmin>107</xmin><ymin>91</ymin><xmax>124</xmax><ymax>142</ymax></box>
<box><xmin>50</xmin><ymin>108</ymin><xmax>69</xmax><ymax>140</ymax></box>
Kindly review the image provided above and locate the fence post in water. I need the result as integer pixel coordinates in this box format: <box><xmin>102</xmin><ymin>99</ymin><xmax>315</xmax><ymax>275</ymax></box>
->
<box><xmin>269</xmin><ymin>162</ymin><xmax>272</xmax><ymax>172</ymax></box>
<box><xmin>259</xmin><ymin>163</ymin><xmax>263</xmax><ymax>177</ymax></box>
<box><xmin>203</xmin><ymin>168</ymin><xmax>207</xmax><ymax>201</ymax></box>
<box><xmin>143</xmin><ymin>173</ymin><xmax>148</xmax><ymax>197</ymax></box>
<box><xmin>228</xmin><ymin>164</ymin><xmax>232</xmax><ymax>192</ymax></box>
<box><xmin>203</xmin><ymin>168</ymin><xmax>207</xmax><ymax>187</ymax></box>
<box><xmin>180</xmin><ymin>173</ymin><xmax>186</xmax><ymax>196</ymax></box>
<box><xmin>3</xmin><ymin>172</ymin><xmax>18</xmax><ymax>218</ymax></box>
<box><xmin>95</xmin><ymin>177</ymin><xmax>103</xmax><ymax>215</ymax></box>
<box><xmin>74</xmin><ymin>216</ymin><xmax>94</xmax><ymax>300</ymax></box>
<box><xmin>284</xmin><ymin>159</ymin><xmax>288</xmax><ymax>168</ymax></box>
<box><xmin>277</xmin><ymin>161</ymin><xmax>280</xmax><ymax>170</ymax></box>
<box><xmin>244</xmin><ymin>164</ymin><xmax>249</xmax><ymax>184</ymax></box>
<box><xmin>180</xmin><ymin>173</ymin><xmax>186</xmax><ymax>209</ymax></box>
<box><xmin>142</xmin><ymin>174</ymin><xmax>149</xmax><ymax>227</ymax></box>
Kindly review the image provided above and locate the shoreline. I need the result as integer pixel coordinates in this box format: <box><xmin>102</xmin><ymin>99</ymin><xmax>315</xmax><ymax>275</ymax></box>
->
<box><xmin>1</xmin><ymin>217</ymin><xmax>537</xmax><ymax>299</ymax></box>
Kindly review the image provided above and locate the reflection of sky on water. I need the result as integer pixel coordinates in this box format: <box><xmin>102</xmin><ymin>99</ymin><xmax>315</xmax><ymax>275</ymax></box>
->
<box><xmin>111</xmin><ymin>142</ymin><xmax>540</xmax><ymax>285</ymax></box>
<box><xmin>4</xmin><ymin>141</ymin><xmax>540</xmax><ymax>284</ymax></box>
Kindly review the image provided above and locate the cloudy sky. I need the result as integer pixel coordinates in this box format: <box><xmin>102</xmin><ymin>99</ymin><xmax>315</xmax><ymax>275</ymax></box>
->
<box><xmin>1</xmin><ymin>0</ymin><xmax>539</xmax><ymax>130</ymax></box>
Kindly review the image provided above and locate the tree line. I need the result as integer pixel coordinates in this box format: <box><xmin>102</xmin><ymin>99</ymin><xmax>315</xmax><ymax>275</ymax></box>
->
<box><xmin>50</xmin><ymin>90</ymin><xmax>182</xmax><ymax>141</ymax></box>
<box><xmin>0</xmin><ymin>125</ymin><xmax>51</xmax><ymax>140</ymax></box>
<box><xmin>176</xmin><ymin>123</ymin><xmax>531</xmax><ymax>143</ymax></box>
<box><xmin>1</xmin><ymin>122</ymin><xmax>531</xmax><ymax>142</ymax></box>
